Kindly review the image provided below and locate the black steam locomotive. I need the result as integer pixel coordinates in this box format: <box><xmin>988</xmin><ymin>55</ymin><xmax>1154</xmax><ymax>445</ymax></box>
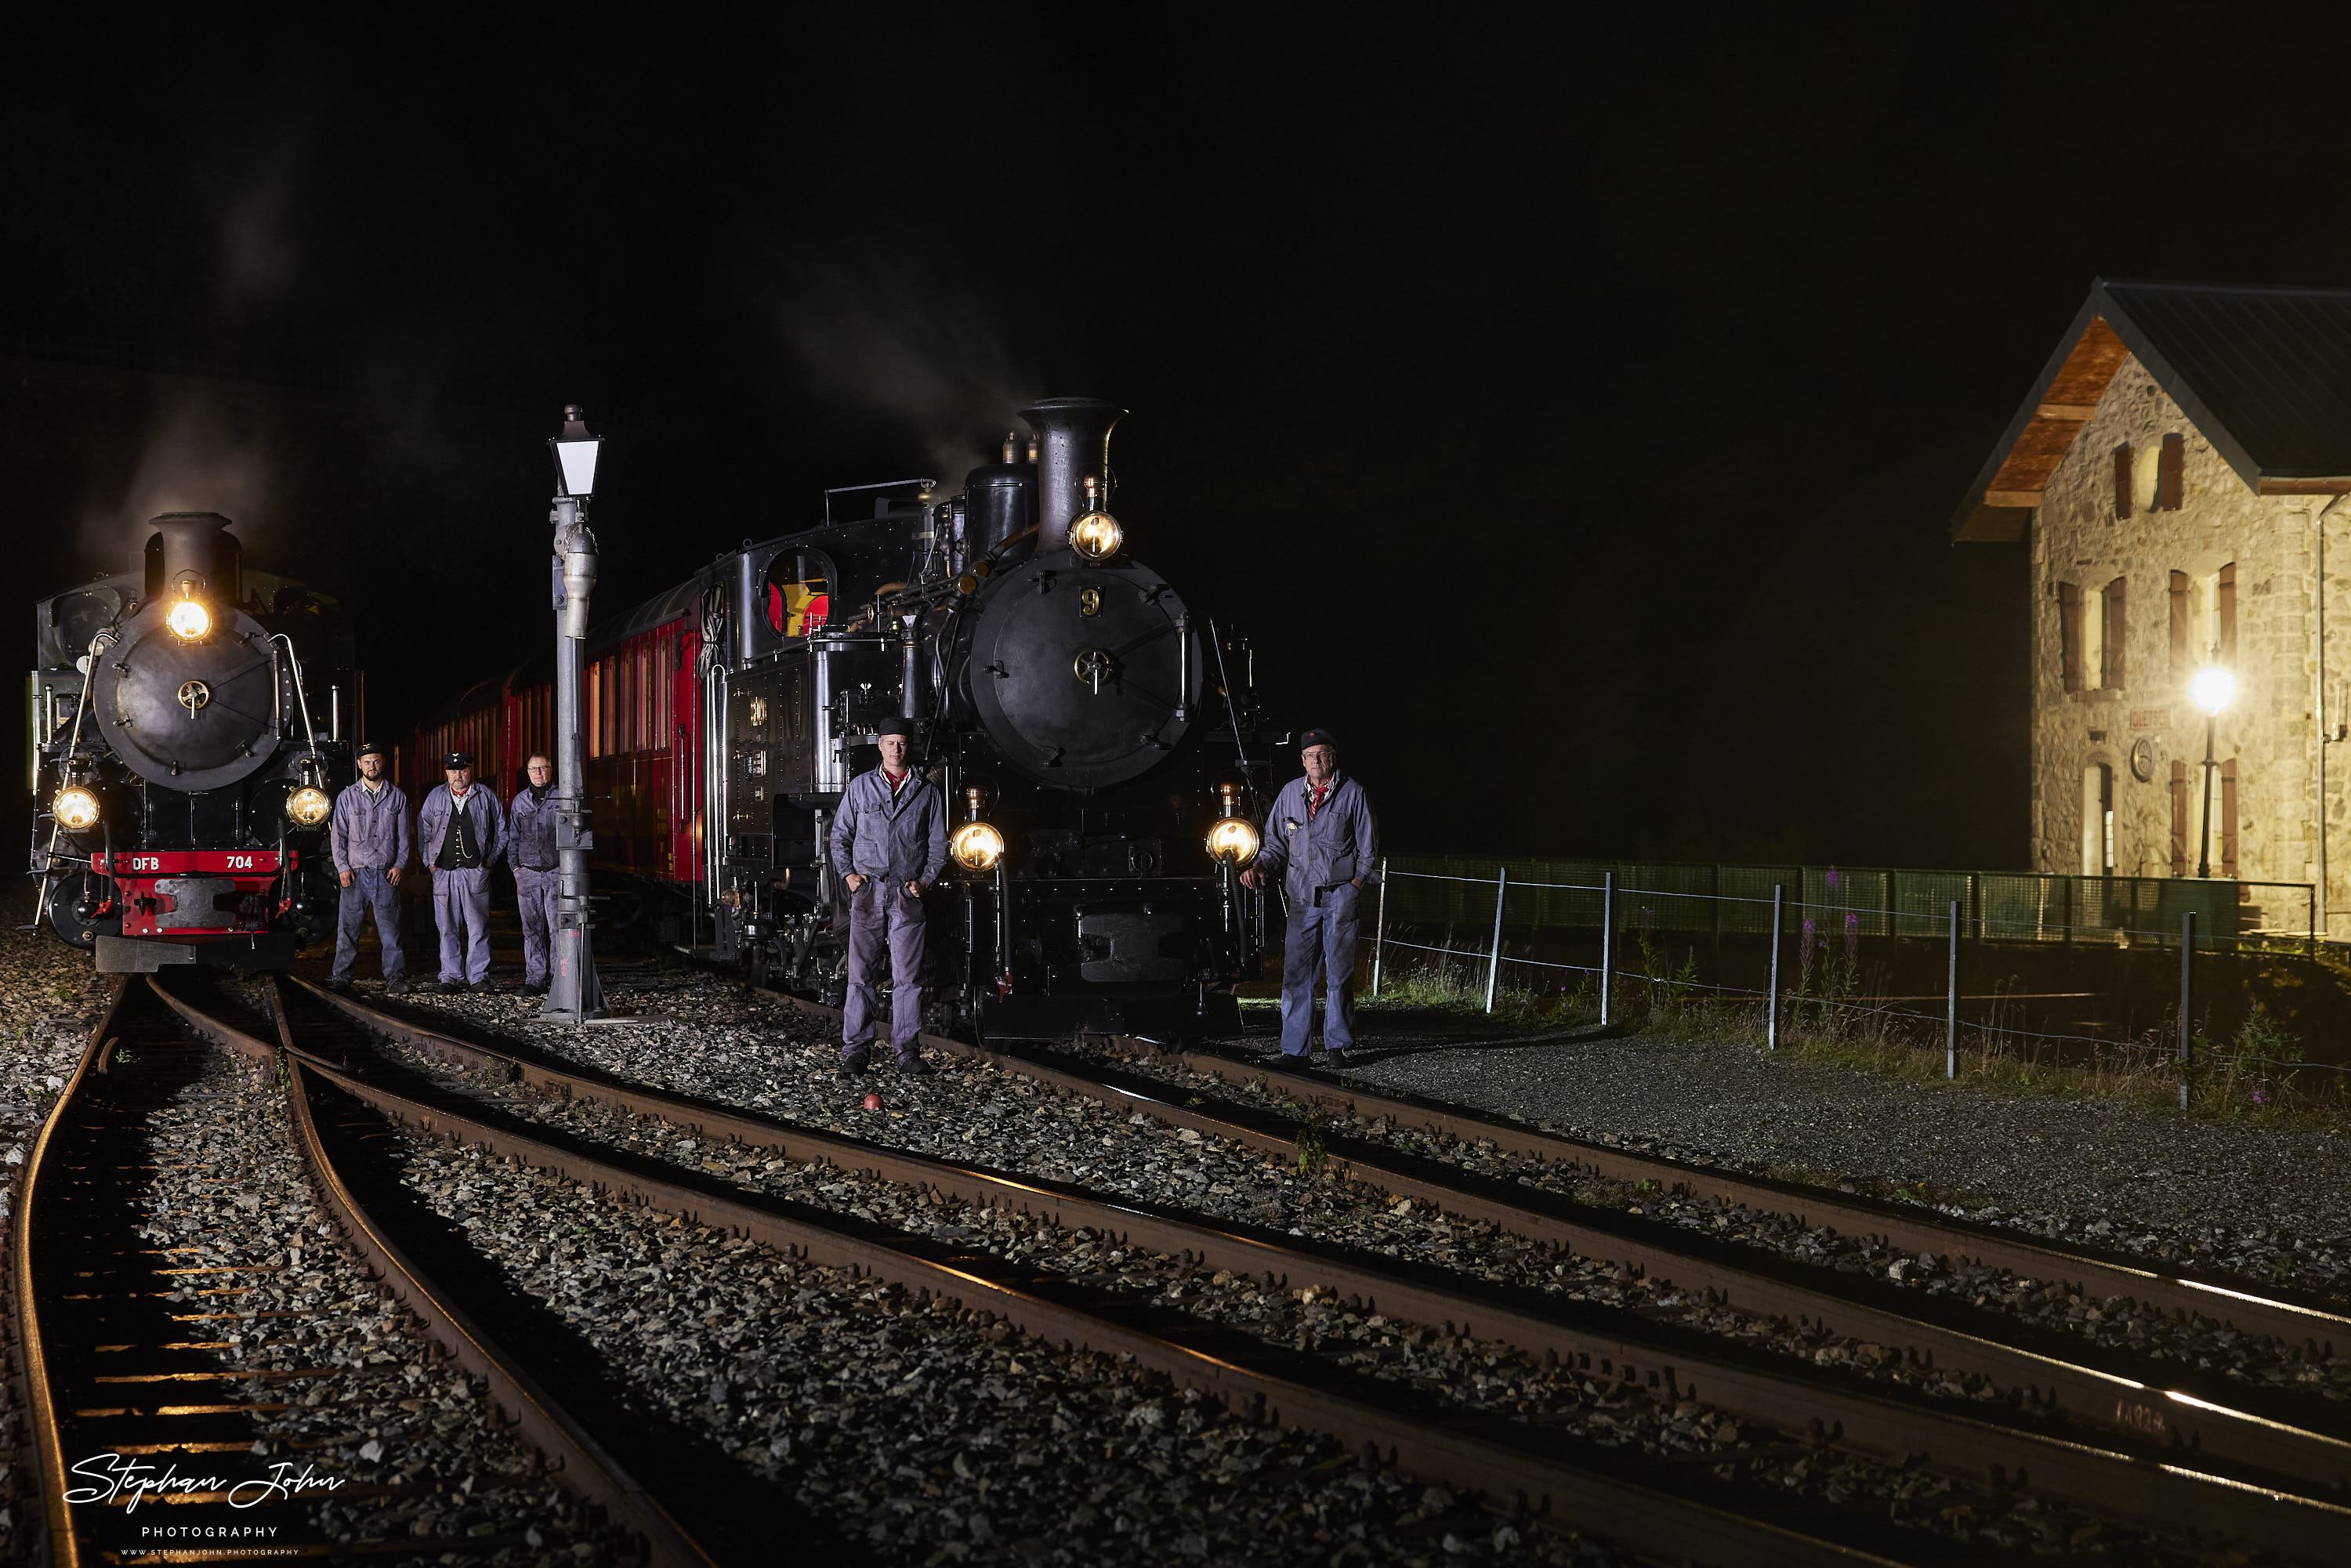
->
<box><xmin>29</xmin><ymin>512</ymin><xmax>357</xmax><ymax>972</ymax></box>
<box><xmin>420</xmin><ymin>398</ymin><xmax>1278</xmax><ymax>1038</ymax></box>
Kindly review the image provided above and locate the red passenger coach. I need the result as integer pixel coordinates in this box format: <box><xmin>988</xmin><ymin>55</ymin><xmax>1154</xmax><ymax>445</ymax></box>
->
<box><xmin>412</xmin><ymin>581</ymin><xmax>704</xmax><ymax>914</ymax></box>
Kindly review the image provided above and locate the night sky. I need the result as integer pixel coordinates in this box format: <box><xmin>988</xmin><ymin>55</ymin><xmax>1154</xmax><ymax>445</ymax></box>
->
<box><xmin>9</xmin><ymin>9</ymin><xmax>2349</xmax><ymax>870</ymax></box>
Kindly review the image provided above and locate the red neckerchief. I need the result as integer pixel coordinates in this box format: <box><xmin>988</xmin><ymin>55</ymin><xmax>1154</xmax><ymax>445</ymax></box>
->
<box><xmin>1306</xmin><ymin>777</ymin><xmax>1331</xmax><ymax>819</ymax></box>
<box><xmin>882</xmin><ymin>767</ymin><xmax>909</xmax><ymax>797</ymax></box>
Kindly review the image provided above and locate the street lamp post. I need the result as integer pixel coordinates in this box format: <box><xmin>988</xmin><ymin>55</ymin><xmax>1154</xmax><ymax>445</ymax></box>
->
<box><xmin>2190</xmin><ymin>664</ymin><xmax>2237</xmax><ymax>881</ymax></box>
<box><xmin>544</xmin><ymin>405</ymin><xmax>607</xmax><ymax>1023</ymax></box>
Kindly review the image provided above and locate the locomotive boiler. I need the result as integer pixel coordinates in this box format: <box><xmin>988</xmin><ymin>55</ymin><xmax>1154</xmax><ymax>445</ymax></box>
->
<box><xmin>418</xmin><ymin>398</ymin><xmax>1279</xmax><ymax>1038</ymax></box>
<box><xmin>29</xmin><ymin>512</ymin><xmax>358</xmax><ymax>971</ymax></box>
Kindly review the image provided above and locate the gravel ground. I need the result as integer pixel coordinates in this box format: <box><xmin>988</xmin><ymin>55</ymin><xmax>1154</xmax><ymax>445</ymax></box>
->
<box><xmin>360</xmin><ymin>972</ymin><xmax>2199</xmax><ymax>1561</ymax></box>
<box><xmin>1069</xmin><ymin>1038</ymin><xmax>2351</xmax><ymax>1407</ymax></box>
<box><xmin>0</xmin><ymin>903</ymin><xmax>151</xmax><ymax>1557</ymax></box>
<box><xmin>379</xmin><ymin>1112</ymin><xmax>1620</xmax><ymax>1568</ymax></box>
<box><xmin>117</xmin><ymin>1026</ymin><xmax>590</xmax><ymax>1559</ymax></box>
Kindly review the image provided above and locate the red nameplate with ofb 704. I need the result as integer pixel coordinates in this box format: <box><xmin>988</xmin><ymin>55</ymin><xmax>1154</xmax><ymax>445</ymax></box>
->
<box><xmin>105</xmin><ymin>851</ymin><xmax>292</xmax><ymax>875</ymax></box>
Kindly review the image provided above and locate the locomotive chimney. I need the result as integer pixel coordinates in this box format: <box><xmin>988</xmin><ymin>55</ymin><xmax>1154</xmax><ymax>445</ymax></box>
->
<box><xmin>143</xmin><ymin>512</ymin><xmax>241</xmax><ymax>606</ymax></box>
<box><xmin>1020</xmin><ymin>398</ymin><xmax>1125</xmax><ymax>552</ymax></box>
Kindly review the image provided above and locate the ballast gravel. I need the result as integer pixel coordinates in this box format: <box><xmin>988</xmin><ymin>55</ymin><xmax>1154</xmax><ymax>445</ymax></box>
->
<box><xmin>72</xmin><ymin>991</ymin><xmax>589</xmax><ymax>1563</ymax></box>
<box><xmin>1067</xmin><ymin>1040</ymin><xmax>2351</xmax><ymax>1407</ymax></box>
<box><xmin>382</xmin><ymin>1117</ymin><xmax>1611</xmax><ymax>1568</ymax></box>
<box><xmin>361</xmin><ymin>971</ymin><xmax>2194</xmax><ymax>1560</ymax></box>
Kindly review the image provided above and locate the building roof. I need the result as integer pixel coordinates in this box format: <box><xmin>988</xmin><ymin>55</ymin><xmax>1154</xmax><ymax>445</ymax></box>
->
<box><xmin>1952</xmin><ymin>278</ymin><xmax>2351</xmax><ymax>541</ymax></box>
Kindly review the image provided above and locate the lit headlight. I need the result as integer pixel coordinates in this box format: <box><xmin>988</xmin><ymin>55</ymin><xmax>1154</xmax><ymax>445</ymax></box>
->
<box><xmin>1068</xmin><ymin>509</ymin><xmax>1123</xmax><ymax>563</ymax></box>
<box><xmin>53</xmin><ymin>786</ymin><xmax>100</xmax><ymax>831</ymax></box>
<box><xmin>285</xmin><ymin>786</ymin><xmax>331</xmax><ymax>826</ymax></box>
<box><xmin>950</xmin><ymin>820</ymin><xmax>1005</xmax><ymax>871</ymax></box>
<box><xmin>1206</xmin><ymin>817</ymin><xmax>1261</xmax><ymax>865</ymax></box>
<box><xmin>167</xmin><ymin>596</ymin><xmax>212</xmax><ymax>639</ymax></box>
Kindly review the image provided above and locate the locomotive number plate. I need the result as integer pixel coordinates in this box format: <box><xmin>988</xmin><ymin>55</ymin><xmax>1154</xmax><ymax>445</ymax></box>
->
<box><xmin>111</xmin><ymin>851</ymin><xmax>285</xmax><ymax>875</ymax></box>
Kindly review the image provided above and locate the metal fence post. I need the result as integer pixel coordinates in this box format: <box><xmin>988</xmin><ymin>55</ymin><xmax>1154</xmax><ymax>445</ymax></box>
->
<box><xmin>1484</xmin><ymin>866</ymin><xmax>1508</xmax><ymax>1013</ymax></box>
<box><xmin>1946</xmin><ymin>900</ymin><xmax>1960</xmax><ymax>1080</ymax></box>
<box><xmin>1371</xmin><ymin>856</ymin><xmax>1389</xmax><ymax>997</ymax></box>
<box><xmin>1599</xmin><ymin>871</ymin><xmax>1615</xmax><ymax>1026</ymax></box>
<box><xmin>2179</xmin><ymin>909</ymin><xmax>2196</xmax><ymax>1110</ymax></box>
<box><xmin>1766</xmin><ymin>883</ymin><xmax>1784</xmax><ymax>1050</ymax></box>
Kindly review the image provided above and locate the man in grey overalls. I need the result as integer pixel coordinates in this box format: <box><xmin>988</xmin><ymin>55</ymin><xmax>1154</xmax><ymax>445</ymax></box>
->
<box><xmin>829</xmin><ymin>717</ymin><xmax>947</xmax><ymax>1074</ymax></box>
<box><xmin>505</xmin><ymin>753</ymin><xmax>560</xmax><ymax>996</ymax></box>
<box><xmin>1240</xmin><ymin>728</ymin><xmax>1379</xmax><ymax>1067</ymax></box>
<box><xmin>418</xmin><ymin>751</ymin><xmax>506</xmax><ymax>994</ymax></box>
<box><xmin>328</xmin><ymin>740</ymin><xmax>412</xmax><ymax>993</ymax></box>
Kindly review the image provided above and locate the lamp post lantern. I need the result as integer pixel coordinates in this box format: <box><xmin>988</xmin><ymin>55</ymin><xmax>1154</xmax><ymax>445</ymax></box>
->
<box><xmin>543</xmin><ymin>404</ymin><xmax>607</xmax><ymax>1022</ymax></box>
<box><xmin>2190</xmin><ymin>664</ymin><xmax>2237</xmax><ymax>882</ymax></box>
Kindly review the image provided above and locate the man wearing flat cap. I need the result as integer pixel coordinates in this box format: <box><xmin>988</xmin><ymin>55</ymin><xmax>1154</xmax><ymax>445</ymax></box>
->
<box><xmin>1239</xmin><ymin>728</ymin><xmax>1379</xmax><ymax>1067</ymax></box>
<box><xmin>828</xmin><ymin>717</ymin><xmax>948</xmax><ymax>1074</ymax></box>
<box><xmin>328</xmin><ymin>740</ymin><xmax>412</xmax><ymax>993</ymax></box>
<box><xmin>505</xmin><ymin>753</ymin><xmax>560</xmax><ymax>996</ymax></box>
<box><xmin>418</xmin><ymin>751</ymin><xmax>506</xmax><ymax>994</ymax></box>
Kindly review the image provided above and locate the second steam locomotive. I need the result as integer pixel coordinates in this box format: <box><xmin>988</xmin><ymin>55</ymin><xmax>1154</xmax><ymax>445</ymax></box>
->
<box><xmin>420</xmin><ymin>398</ymin><xmax>1278</xmax><ymax>1038</ymax></box>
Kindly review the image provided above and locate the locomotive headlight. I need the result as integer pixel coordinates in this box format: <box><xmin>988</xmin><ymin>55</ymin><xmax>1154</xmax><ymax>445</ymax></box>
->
<box><xmin>950</xmin><ymin>820</ymin><xmax>1005</xmax><ymax>872</ymax></box>
<box><xmin>167</xmin><ymin>592</ymin><xmax>211</xmax><ymax>640</ymax></box>
<box><xmin>284</xmin><ymin>785</ymin><xmax>331</xmax><ymax>826</ymax></box>
<box><xmin>1068</xmin><ymin>509</ymin><xmax>1123</xmax><ymax>563</ymax></box>
<box><xmin>1206</xmin><ymin>817</ymin><xmax>1261</xmax><ymax>866</ymax></box>
<box><xmin>53</xmin><ymin>786</ymin><xmax>100</xmax><ymax>831</ymax></box>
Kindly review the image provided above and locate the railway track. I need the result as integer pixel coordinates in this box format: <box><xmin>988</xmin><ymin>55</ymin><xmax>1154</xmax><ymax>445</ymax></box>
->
<box><xmin>291</xmin><ymin>974</ymin><xmax>2351</xmax><ymax>1563</ymax></box>
<box><xmin>10</xmin><ymin>974</ymin><xmax>723</xmax><ymax>1564</ymax></box>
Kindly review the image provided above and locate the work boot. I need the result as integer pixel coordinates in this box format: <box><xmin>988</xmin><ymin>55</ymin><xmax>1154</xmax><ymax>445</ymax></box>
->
<box><xmin>468</xmin><ymin>982</ymin><xmax>491</xmax><ymax>994</ymax></box>
<box><xmin>384</xmin><ymin>978</ymin><xmax>409</xmax><ymax>996</ymax></box>
<box><xmin>840</xmin><ymin>1046</ymin><xmax>871</xmax><ymax>1075</ymax></box>
<box><xmin>894</xmin><ymin>1051</ymin><xmax>933</xmax><ymax>1077</ymax></box>
<box><xmin>1321</xmin><ymin>1048</ymin><xmax>1352</xmax><ymax>1070</ymax></box>
<box><xmin>324</xmin><ymin>976</ymin><xmax>352</xmax><ymax>994</ymax></box>
<box><xmin>439</xmin><ymin>981</ymin><xmax>463</xmax><ymax>995</ymax></box>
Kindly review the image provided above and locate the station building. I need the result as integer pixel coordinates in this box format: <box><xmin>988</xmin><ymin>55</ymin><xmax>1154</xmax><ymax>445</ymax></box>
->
<box><xmin>1953</xmin><ymin>280</ymin><xmax>2351</xmax><ymax>936</ymax></box>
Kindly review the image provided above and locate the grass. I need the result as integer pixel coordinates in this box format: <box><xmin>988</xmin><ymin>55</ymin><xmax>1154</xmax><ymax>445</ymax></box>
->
<box><xmin>1361</xmin><ymin>955</ymin><xmax>2351</xmax><ymax>1135</ymax></box>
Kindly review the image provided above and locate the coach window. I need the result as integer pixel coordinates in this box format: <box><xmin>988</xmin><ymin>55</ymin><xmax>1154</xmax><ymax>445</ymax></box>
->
<box><xmin>766</xmin><ymin>551</ymin><xmax>834</xmax><ymax>638</ymax></box>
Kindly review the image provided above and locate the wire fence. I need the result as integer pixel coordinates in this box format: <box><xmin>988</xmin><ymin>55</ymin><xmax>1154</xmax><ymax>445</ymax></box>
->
<box><xmin>1376</xmin><ymin>856</ymin><xmax>2316</xmax><ymax>951</ymax></box>
<box><xmin>1362</xmin><ymin>856</ymin><xmax>2351</xmax><ymax>1107</ymax></box>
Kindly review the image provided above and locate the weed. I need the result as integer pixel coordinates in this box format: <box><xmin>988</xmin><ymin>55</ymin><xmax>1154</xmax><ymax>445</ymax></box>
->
<box><xmin>1295</xmin><ymin>1122</ymin><xmax>1329</xmax><ymax>1179</ymax></box>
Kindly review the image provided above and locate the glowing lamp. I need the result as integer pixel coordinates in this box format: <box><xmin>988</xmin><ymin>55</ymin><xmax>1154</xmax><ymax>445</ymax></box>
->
<box><xmin>284</xmin><ymin>786</ymin><xmax>331</xmax><ymax>826</ymax></box>
<box><xmin>53</xmin><ymin>786</ymin><xmax>100</xmax><ymax>831</ymax></box>
<box><xmin>951</xmin><ymin>820</ymin><xmax>1005</xmax><ymax>872</ymax></box>
<box><xmin>2190</xmin><ymin>666</ymin><xmax>2237</xmax><ymax>715</ymax></box>
<box><xmin>1206</xmin><ymin>817</ymin><xmax>1261</xmax><ymax>866</ymax></box>
<box><xmin>1068</xmin><ymin>473</ymin><xmax>1121</xmax><ymax>562</ymax></box>
<box><xmin>549</xmin><ymin>404</ymin><xmax>602</xmax><ymax>499</ymax></box>
<box><xmin>167</xmin><ymin>590</ymin><xmax>211</xmax><ymax>640</ymax></box>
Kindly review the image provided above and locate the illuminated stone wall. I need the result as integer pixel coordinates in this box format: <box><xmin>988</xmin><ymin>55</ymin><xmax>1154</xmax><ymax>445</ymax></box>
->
<box><xmin>2027</xmin><ymin>355</ymin><xmax>2328</xmax><ymax>934</ymax></box>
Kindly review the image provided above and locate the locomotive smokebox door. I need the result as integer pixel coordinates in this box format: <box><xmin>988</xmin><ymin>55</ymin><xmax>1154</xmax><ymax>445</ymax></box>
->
<box><xmin>965</xmin><ymin>550</ymin><xmax>1204</xmax><ymax>789</ymax></box>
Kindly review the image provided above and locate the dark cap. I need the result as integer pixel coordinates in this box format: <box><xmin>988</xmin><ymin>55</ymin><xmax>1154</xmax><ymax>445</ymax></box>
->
<box><xmin>1299</xmin><ymin>728</ymin><xmax>1338</xmax><ymax>752</ymax></box>
<box><xmin>876</xmin><ymin>716</ymin><xmax>917</xmax><ymax>739</ymax></box>
<box><xmin>353</xmin><ymin>739</ymin><xmax>388</xmax><ymax>761</ymax></box>
<box><xmin>443</xmin><ymin>751</ymin><xmax>473</xmax><ymax>770</ymax></box>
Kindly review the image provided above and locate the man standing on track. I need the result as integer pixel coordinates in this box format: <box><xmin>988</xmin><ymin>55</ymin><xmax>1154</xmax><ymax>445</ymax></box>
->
<box><xmin>829</xmin><ymin>717</ymin><xmax>947</xmax><ymax>1075</ymax></box>
<box><xmin>505</xmin><ymin>753</ymin><xmax>560</xmax><ymax>996</ymax></box>
<box><xmin>327</xmin><ymin>741</ymin><xmax>412</xmax><ymax>994</ymax></box>
<box><xmin>1239</xmin><ymin>728</ymin><xmax>1379</xmax><ymax>1068</ymax></box>
<box><xmin>418</xmin><ymin>751</ymin><xmax>506</xmax><ymax>994</ymax></box>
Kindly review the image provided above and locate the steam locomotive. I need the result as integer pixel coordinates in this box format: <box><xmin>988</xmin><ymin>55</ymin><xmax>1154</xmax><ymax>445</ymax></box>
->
<box><xmin>417</xmin><ymin>398</ymin><xmax>1278</xmax><ymax>1038</ymax></box>
<box><xmin>28</xmin><ymin>512</ymin><xmax>358</xmax><ymax>972</ymax></box>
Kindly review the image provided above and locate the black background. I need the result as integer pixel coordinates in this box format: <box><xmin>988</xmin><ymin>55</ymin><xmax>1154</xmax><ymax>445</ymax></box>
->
<box><xmin>7</xmin><ymin>7</ymin><xmax>2347</xmax><ymax>867</ymax></box>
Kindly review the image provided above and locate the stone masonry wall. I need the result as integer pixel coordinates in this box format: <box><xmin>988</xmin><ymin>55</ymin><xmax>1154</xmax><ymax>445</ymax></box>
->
<box><xmin>2029</xmin><ymin>355</ymin><xmax>2331</xmax><ymax>933</ymax></box>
